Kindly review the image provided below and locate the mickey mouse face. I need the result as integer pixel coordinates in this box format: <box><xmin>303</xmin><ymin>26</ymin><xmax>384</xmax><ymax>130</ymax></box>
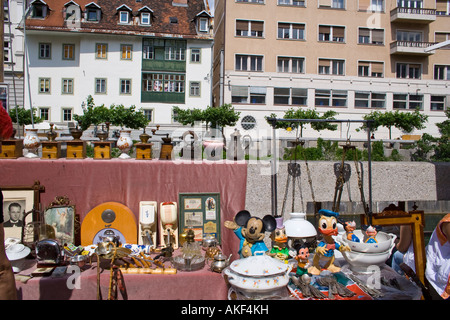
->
<box><xmin>242</xmin><ymin>217</ymin><xmax>265</xmax><ymax>241</ymax></box>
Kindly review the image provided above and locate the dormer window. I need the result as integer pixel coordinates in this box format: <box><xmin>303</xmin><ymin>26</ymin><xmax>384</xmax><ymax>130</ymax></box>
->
<box><xmin>64</xmin><ymin>1</ymin><xmax>81</xmax><ymax>23</ymax></box>
<box><xmin>138</xmin><ymin>6</ymin><xmax>153</xmax><ymax>26</ymax></box>
<box><xmin>194</xmin><ymin>11</ymin><xmax>212</xmax><ymax>33</ymax></box>
<box><xmin>85</xmin><ymin>2</ymin><xmax>101</xmax><ymax>22</ymax></box>
<box><xmin>30</xmin><ymin>0</ymin><xmax>48</xmax><ymax>18</ymax></box>
<box><xmin>117</xmin><ymin>5</ymin><xmax>132</xmax><ymax>24</ymax></box>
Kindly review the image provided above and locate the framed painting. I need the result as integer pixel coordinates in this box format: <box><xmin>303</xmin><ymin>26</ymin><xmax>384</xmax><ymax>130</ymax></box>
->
<box><xmin>1</xmin><ymin>180</ymin><xmax>45</xmax><ymax>243</ymax></box>
<box><xmin>44</xmin><ymin>196</ymin><xmax>76</xmax><ymax>245</ymax></box>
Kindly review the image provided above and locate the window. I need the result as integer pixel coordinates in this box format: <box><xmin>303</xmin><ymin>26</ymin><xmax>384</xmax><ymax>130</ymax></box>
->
<box><xmin>278</xmin><ymin>23</ymin><xmax>305</xmax><ymax>40</ymax></box>
<box><xmin>434</xmin><ymin>65</ymin><xmax>450</xmax><ymax>80</ymax></box>
<box><xmin>436</xmin><ymin>0</ymin><xmax>450</xmax><ymax>15</ymax></box>
<box><xmin>358</xmin><ymin>61</ymin><xmax>384</xmax><ymax>77</ymax></box>
<box><xmin>435</xmin><ymin>32</ymin><xmax>450</xmax><ymax>49</ymax></box>
<box><xmin>141</xmin><ymin>12</ymin><xmax>151</xmax><ymax>25</ymax></box>
<box><xmin>318</xmin><ymin>59</ymin><xmax>345</xmax><ymax>75</ymax></box>
<box><xmin>359</xmin><ymin>0</ymin><xmax>384</xmax><ymax>11</ymax></box>
<box><xmin>315</xmin><ymin>89</ymin><xmax>347</xmax><ymax>107</ymax></box>
<box><xmin>39</xmin><ymin>43</ymin><xmax>51</xmax><ymax>59</ymax></box>
<box><xmin>3</xmin><ymin>40</ymin><xmax>10</xmax><ymax>63</ymax></box>
<box><xmin>430</xmin><ymin>96</ymin><xmax>446</xmax><ymax>111</ymax></box>
<box><xmin>358</xmin><ymin>28</ymin><xmax>384</xmax><ymax>45</ymax></box>
<box><xmin>191</xmin><ymin>48</ymin><xmax>201</xmax><ymax>63</ymax></box>
<box><xmin>165</xmin><ymin>41</ymin><xmax>186</xmax><ymax>61</ymax></box>
<box><xmin>190</xmin><ymin>81</ymin><xmax>201</xmax><ymax>96</ymax></box>
<box><xmin>397</xmin><ymin>0</ymin><xmax>423</xmax><ymax>8</ymax></box>
<box><xmin>62</xmin><ymin>79</ymin><xmax>74</xmax><ymax>94</ymax></box>
<box><xmin>31</xmin><ymin>2</ymin><xmax>47</xmax><ymax>18</ymax></box>
<box><xmin>86</xmin><ymin>4</ymin><xmax>101</xmax><ymax>22</ymax></box>
<box><xmin>274</xmin><ymin>88</ymin><xmax>307</xmax><ymax>105</ymax></box>
<box><xmin>199</xmin><ymin>18</ymin><xmax>209</xmax><ymax>32</ymax></box>
<box><xmin>63</xmin><ymin>44</ymin><xmax>75</xmax><ymax>60</ymax></box>
<box><xmin>231</xmin><ymin>86</ymin><xmax>266</xmax><ymax>104</ymax></box>
<box><xmin>120</xmin><ymin>79</ymin><xmax>132</xmax><ymax>94</ymax></box>
<box><xmin>119</xmin><ymin>11</ymin><xmax>129</xmax><ymax>24</ymax></box>
<box><xmin>143</xmin><ymin>109</ymin><xmax>153</xmax><ymax>122</ymax></box>
<box><xmin>236</xmin><ymin>20</ymin><xmax>264</xmax><ymax>38</ymax></box>
<box><xmin>318</xmin><ymin>25</ymin><xmax>345</xmax><ymax>42</ymax></box>
<box><xmin>277</xmin><ymin>57</ymin><xmax>305</xmax><ymax>73</ymax></box>
<box><xmin>241</xmin><ymin>115</ymin><xmax>257</xmax><ymax>130</ymax></box>
<box><xmin>235</xmin><ymin>55</ymin><xmax>263</xmax><ymax>71</ymax></box>
<box><xmin>121</xmin><ymin>45</ymin><xmax>132</xmax><ymax>60</ymax></box>
<box><xmin>278</xmin><ymin>0</ymin><xmax>306</xmax><ymax>7</ymax></box>
<box><xmin>318</xmin><ymin>0</ymin><xmax>344</xmax><ymax>9</ymax></box>
<box><xmin>95</xmin><ymin>78</ymin><xmax>107</xmax><ymax>94</ymax></box>
<box><xmin>393</xmin><ymin>93</ymin><xmax>423</xmax><ymax>110</ymax></box>
<box><xmin>39</xmin><ymin>78</ymin><xmax>50</xmax><ymax>94</ymax></box>
<box><xmin>96</xmin><ymin>43</ymin><xmax>107</xmax><ymax>59</ymax></box>
<box><xmin>396</xmin><ymin>63</ymin><xmax>421</xmax><ymax>79</ymax></box>
<box><xmin>397</xmin><ymin>30</ymin><xmax>422</xmax><ymax>42</ymax></box>
<box><xmin>236</xmin><ymin>0</ymin><xmax>264</xmax><ymax>3</ymax></box>
<box><xmin>142</xmin><ymin>73</ymin><xmax>185</xmax><ymax>93</ymax></box>
<box><xmin>39</xmin><ymin>107</ymin><xmax>49</xmax><ymax>121</ymax></box>
<box><xmin>62</xmin><ymin>108</ymin><xmax>73</xmax><ymax>122</ymax></box>
<box><xmin>355</xmin><ymin>92</ymin><xmax>386</xmax><ymax>108</ymax></box>
<box><xmin>142</xmin><ymin>39</ymin><xmax>154</xmax><ymax>59</ymax></box>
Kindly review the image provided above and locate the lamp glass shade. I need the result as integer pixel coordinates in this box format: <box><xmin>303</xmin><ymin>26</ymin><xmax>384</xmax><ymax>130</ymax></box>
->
<box><xmin>284</xmin><ymin>212</ymin><xmax>317</xmax><ymax>238</ymax></box>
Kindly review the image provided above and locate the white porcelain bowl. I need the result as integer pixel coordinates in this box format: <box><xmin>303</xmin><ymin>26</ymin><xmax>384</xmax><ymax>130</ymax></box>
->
<box><xmin>223</xmin><ymin>255</ymin><xmax>290</xmax><ymax>294</ymax></box>
<box><xmin>341</xmin><ymin>230</ymin><xmax>396</xmax><ymax>254</ymax></box>
<box><xmin>342</xmin><ymin>247</ymin><xmax>394</xmax><ymax>274</ymax></box>
<box><xmin>284</xmin><ymin>212</ymin><xmax>317</xmax><ymax>238</ymax></box>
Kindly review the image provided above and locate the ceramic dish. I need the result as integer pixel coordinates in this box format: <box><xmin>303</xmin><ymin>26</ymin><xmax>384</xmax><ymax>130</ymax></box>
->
<box><xmin>223</xmin><ymin>255</ymin><xmax>290</xmax><ymax>293</ymax></box>
<box><xmin>341</xmin><ymin>230</ymin><xmax>396</xmax><ymax>253</ymax></box>
<box><xmin>342</xmin><ymin>248</ymin><xmax>394</xmax><ymax>274</ymax></box>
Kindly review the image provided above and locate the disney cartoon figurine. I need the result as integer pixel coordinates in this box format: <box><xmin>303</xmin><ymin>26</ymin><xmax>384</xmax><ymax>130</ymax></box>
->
<box><xmin>293</xmin><ymin>242</ymin><xmax>310</xmax><ymax>278</ymax></box>
<box><xmin>268</xmin><ymin>217</ymin><xmax>290</xmax><ymax>263</ymax></box>
<box><xmin>308</xmin><ymin>209</ymin><xmax>351</xmax><ymax>275</ymax></box>
<box><xmin>225</xmin><ymin>210</ymin><xmax>277</xmax><ymax>258</ymax></box>
<box><xmin>362</xmin><ymin>225</ymin><xmax>381</xmax><ymax>243</ymax></box>
<box><xmin>343</xmin><ymin>220</ymin><xmax>360</xmax><ymax>242</ymax></box>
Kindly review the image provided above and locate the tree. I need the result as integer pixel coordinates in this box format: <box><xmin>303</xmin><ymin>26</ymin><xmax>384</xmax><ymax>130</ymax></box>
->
<box><xmin>265</xmin><ymin>108</ymin><xmax>338</xmax><ymax>137</ymax></box>
<box><xmin>8</xmin><ymin>106</ymin><xmax>43</xmax><ymax>137</ymax></box>
<box><xmin>431</xmin><ymin>109</ymin><xmax>450</xmax><ymax>162</ymax></box>
<box><xmin>360</xmin><ymin>109</ymin><xmax>428</xmax><ymax>140</ymax></box>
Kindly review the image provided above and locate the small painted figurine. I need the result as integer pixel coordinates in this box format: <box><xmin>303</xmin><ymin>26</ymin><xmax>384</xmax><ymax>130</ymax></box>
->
<box><xmin>224</xmin><ymin>210</ymin><xmax>277</xmax><ymax>258</ymax></box>
<box><xmin>343</xmin><ymin>220</ymin><xmax>360</xmax><ymax>242</ymax></box>
<box><xmin>294</xmin><ymin>243</ymin><xmax>310</xmax><ymax>278</ymax></box>
<box><xmin>363</xmin><ymin>225</ymin><xmax>380</xmax><ymax>243</ymax></box>
<box><xmin>268</xmin><ymin>217</ymin><xmax>290</xmax><ymax>263</ymax></box>
<box><xmin>308</xmin><ymin>209</ymin><xmax>351</xmax><ymax>275</ymax></box>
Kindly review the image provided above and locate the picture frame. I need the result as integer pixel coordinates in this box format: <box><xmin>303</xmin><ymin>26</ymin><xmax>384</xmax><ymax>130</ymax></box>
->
<box><xmin>1</xmin><ymin>180</ymin><xmax>45</xmax><ymax>243</ymax></box>
<box><xmin>178</xmin><ymin>193</ymin><xmax>221</xmax><ymax>244</ymax></box>
<box><xmin>44</xmin><ymin>196</ymin><xmax>76</xmax><ymax>245</ymax></box>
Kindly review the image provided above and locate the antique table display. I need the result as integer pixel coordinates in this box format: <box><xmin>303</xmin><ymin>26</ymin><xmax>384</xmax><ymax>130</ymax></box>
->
<box><xmin>92</xmin><ymin>141</ymin><xmax>113</xmax><ymax>160</ymax></box>
<box><xmin>0</xmin><ymin>139</ymin><xmax>23</xmax><ymax>159</ymax></box>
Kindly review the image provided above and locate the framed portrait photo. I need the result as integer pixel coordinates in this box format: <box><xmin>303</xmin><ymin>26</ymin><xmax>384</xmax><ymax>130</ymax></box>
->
<box><xmin>1</xmin><ymin>181</ymin><xmax>45</xmax><ymax>243</ymax></box>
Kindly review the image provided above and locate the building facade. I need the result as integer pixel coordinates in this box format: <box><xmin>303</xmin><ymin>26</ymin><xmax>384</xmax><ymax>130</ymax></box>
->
<box><xmin>213</xmin><ymin>0</ymin><xmax>450</xmax><ymax>140</ymax></box>
<box><xmin>23</xmin><ymin>0</ymin><xmax>213</xmax><ymax>128</ymax></box>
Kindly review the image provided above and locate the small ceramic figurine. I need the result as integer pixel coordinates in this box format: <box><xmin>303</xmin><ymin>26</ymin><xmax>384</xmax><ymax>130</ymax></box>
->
<box><xmin>363</xmin><ymin>225</ymin><xmax>380</xmax><ymax>243</ymax></box>
<box><xmin>224</xmin><ymin>210</ymin><xmax>277</xmax><ymax>258</ymax></box>
<box><xmin>268</xmin><ymin>217</ymin><xmax>290</xmax><ymax>263</ymax></box>
<box><xmin>293</xmin><ymin>242</ymin><xmax>310</xmax><ymax>278</ymax></box>
<box><xmin>308</xmin><ymin>209</ymin><xmax>351</xmax><ymax>275</ymax></box>
<box><xmin>343</xmin><ymin>220</ymin><xmax>360</xmax><ymax>242</ymax></box>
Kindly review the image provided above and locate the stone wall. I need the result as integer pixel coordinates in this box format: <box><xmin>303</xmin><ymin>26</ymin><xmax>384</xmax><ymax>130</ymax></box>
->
<box><xmin>245</xmin><ymin>161</ymin><xmax>450</xmax><ymax>218</ymax></box>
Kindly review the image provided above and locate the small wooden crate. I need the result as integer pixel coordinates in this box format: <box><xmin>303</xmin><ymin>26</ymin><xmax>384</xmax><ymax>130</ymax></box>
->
<box><xmin>66</xmin><ymin>140</ymin><xmax>86</xmax><ymax>159</ymax></box>
<box><xmin>93</xmin><ymin>141</ymin><xmax>113</xmax><ymax>160</ymax></box>
<box><xmin>41</xmin><ymin>141</ymin><xmax>61</xmax><ymax>159</ymax></box>
<box><xmin>135</xmin><ymin>143</ymin><xmax>153</xmax><ymax>160</ymax></box>
<box><xmin>0</xmin><ymin>139</ymin><xmax>23</xmax><ymax>159</ymax></box>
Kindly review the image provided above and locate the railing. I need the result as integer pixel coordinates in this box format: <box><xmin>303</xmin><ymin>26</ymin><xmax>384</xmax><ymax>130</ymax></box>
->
<box><xmin>391</xmin><ymin>7</ymin><xmax>436</xmax><ymax>16</ymax></box>
<box><xmin>390</xmin><ymin>41</ymin><xmax>437</xmax><ymax>49</ymax></box>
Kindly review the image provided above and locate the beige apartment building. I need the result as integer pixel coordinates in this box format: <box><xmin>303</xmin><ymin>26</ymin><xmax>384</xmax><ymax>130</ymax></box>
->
<box><xmin>212</xmin><ymin>0</ymin><xmax>450</xmax><ymax>141</ymax></box>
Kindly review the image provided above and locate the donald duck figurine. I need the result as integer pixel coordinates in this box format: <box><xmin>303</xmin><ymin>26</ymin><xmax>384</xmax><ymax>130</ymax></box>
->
<box><xmin>308</xmin><ymin>209</ymin><xmax>351</xmax><ymax>275</ymax></box>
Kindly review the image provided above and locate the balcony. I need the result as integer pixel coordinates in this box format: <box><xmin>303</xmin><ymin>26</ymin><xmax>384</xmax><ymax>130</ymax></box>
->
<box><xmin>390</xmin><ymin>7</ymin><xmax>436</xmax><ymax>23</ymax></box>
<box><xmin>390</xmin><ymin>41</ymin><xmax>437</xmax><ymax>55</ymax></box>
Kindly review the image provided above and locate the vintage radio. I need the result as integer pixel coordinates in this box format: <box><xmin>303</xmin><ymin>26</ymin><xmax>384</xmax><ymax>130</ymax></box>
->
<box><xmin>41</xmin><ymin>141</ymin><xmax>61</xmax><ymax>159</ymax></box>
<box><xmin>0</xmin><ymin>139</ymin><xmax>23</xmax><ymax>159</ymax></box>
<box><xmin>135</xmin><ymin>143</ymin><xmax>153</xmax><ymax>160</ymax></box>
<box><xmin>66</xmin><ymin>140</ymin><xmax>86</xmax><ymax>159</ymax></box>
<box><xmin>93</xmin><ymin>141</ymin><xmax>113</xmax><ymax>160</ymax></box>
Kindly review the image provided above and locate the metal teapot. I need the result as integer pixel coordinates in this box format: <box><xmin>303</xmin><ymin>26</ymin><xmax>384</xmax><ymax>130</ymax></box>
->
<box><xmin>210</xmin><ymin>253</ymin><xmax>232</xmax><ymax>273</ymax></box>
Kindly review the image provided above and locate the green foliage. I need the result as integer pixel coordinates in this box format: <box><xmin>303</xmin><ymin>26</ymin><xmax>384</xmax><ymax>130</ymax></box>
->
<box><xmin>361</xmin><ymin>109</ymin><xmax>428</xmax><ymax>139</ymax></box>
<box><xmin>173</xmin><ymin>104</ymin><xmax>241</xmax><ymax>129</ymax></box>
<box><xmin>265</xmin><ymin>108</ymin><xmax>338</xmax><ymax>137</ymax></box>
<box><xmin>8</xmin><ymin>106</ymin><xmax>43</xmax><ymax>126</ymax></box>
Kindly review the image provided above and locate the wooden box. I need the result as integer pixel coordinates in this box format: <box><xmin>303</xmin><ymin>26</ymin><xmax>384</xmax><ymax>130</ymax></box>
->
<box><xmin>41</xmin><ymin>141</ymin><xmax>61</xmax><ymax>159</ymax></box>
<box><xmin>0</xmin><ymin>139</ymin><xmax>23</xmax><ymax>159</ymax></box>
<box><xmin>159</xmin><ymin>144</ymin><xmax>173</xmax><ymax>160</ymax></box>
<box><xmin>66</xmin><ymin>140</ymin><xmax>86</xmax><ymax>159</ymax></box>
<box><xmin>135</xmin><ymin>143</ymin><xmax>153</xmax><ymax>160</ymax></box>
<box><xmin>93</xmin><ymin>141</ymin><xmax>112</xmax><ymax>160</ymax></box>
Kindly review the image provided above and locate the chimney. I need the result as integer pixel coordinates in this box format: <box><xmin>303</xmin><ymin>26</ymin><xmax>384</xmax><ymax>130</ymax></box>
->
<box><xmin>172</xmin><ymin>0</ymin><xmax>188</xmax><ymax>7</ymax></box>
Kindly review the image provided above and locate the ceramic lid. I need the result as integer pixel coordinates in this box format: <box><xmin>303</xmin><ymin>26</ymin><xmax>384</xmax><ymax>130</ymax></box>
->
<box><xmin>6</xmin><ymin>243</ymin><xmax>31</xmax><ymax>261</ymax></box>
<box><xmin>229</xmin><ymin>255</ymin><xmax>289</xmax><ymax>277</ymax></box>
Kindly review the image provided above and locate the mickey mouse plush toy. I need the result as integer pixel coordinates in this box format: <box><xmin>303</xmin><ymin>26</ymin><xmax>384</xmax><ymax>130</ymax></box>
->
<box><xmin>225</xmin><ymin>210</ymin><xmax>277</xmax><ymax>258</ymax></box>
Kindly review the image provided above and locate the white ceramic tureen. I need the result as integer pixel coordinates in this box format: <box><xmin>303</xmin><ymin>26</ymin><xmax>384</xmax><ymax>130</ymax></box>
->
<box><xmin>341</xmin><ymin>230</ymin><xmax>396</xmax><ymax>253</ymax></box>
<box><xmin>223</xmin><ymin>255</ymin><xmax>291</xmax><ymax>294</ymax></box>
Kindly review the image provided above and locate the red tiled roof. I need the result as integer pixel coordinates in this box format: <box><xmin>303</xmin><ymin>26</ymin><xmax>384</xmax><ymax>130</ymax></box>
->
<box><xmin>25</xmin><ymin>0</ymin><xmax>212</xmax><ymax>39</ymax></box>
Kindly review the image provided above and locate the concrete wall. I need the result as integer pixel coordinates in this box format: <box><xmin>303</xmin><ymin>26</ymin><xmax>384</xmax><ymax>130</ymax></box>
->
<box><xmin>245</xmin><ymin>161</ymin><xmax>450</xmax><ymax>218</ymax></box>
